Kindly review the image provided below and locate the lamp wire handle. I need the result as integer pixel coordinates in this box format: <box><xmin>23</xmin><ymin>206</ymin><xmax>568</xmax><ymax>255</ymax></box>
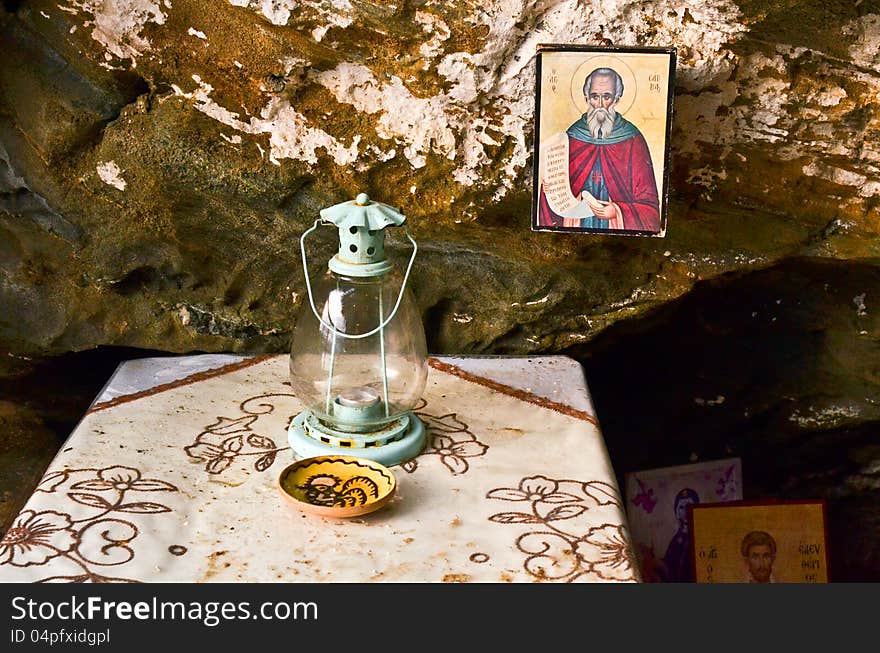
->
<box><xmin>299</xmin><ymin>219</ymin><xmax>418</xmax><ymax>339</ymax></box>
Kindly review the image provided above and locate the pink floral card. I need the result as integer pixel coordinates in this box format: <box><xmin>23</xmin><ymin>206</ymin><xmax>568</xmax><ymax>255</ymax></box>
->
<box><xmin>624</xmin><ymin>457</ymin><xmax>742</xmax><ymax>582</ymax></box>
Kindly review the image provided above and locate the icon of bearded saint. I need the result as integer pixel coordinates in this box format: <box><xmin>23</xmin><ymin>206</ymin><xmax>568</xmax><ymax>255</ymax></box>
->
<box><xmin>538</xmin><ymin>66</ymin><xmax>660</xmax><ymax>232</ymax></box>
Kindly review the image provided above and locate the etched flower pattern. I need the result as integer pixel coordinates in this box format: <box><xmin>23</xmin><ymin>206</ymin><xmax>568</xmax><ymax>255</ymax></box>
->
<box><xmin>0</xmin><ymin>510</ymin><xmax>77</xmax><ymax>567</ymax></box>
<box><xmin>186</xmin><ymin>395</ymin><xmax>488</xmax><ymax>477</ymax></box>
<box><xmin>574</xmin><ymin>524</ymin><xmax>636</xmax><ymax>581</ymax></box>
<box><xmin>402</xmin><ymin>402</ymin><xmax>489</xmax><ymax>475</ymax></box>
<box><xmin>0</xmin><ymin>466</ymin><xmax>179</xmax><ymax>582</ymax></box>
<box><xmin>185</xmin><ymin>405</ymin><xmax>287</xmax><ymax>475</ymax></box>
<box><xmin>69</xmin><ymin>466</ymin><xmax>176</xmax><ymax>493</ymax></box>
<box><xmin>488</xmin><ymin>475</ymin><xmax>638</xmax><ymax>582</ymax></box>
<box><xmin>185</xmin><ymin>435</ymin><xmax>248</xmax><ymax>474</ymax></box>
<box><xmin>487</xmin><ymin>475</ymin><xmax>582</xmax><ymax>505</ymax></box>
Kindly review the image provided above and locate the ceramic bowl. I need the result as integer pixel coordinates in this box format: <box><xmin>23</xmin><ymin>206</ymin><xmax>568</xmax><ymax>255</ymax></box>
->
<box><xmin>277</xmin><ymin>455</ymin><xmax>397</xmax><ymax>518</ymax></box>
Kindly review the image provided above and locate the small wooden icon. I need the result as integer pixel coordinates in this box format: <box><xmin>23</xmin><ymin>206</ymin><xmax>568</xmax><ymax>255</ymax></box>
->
<box><xmin>689</xmin><ymin>500</ymin><xmax>830</xmax><ymax>583</ymax></box>
<box><xmin>532</xmin><ymin>44</ymin><xmax>675</xmax><ymax>236</ymax></box>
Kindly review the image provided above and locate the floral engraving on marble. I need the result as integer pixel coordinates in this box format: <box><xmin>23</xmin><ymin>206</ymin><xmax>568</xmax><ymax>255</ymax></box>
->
<box><xmin>487</xmin><ymin>475</ymin><xmax>637</xmax><ymax>582</ymax></box>
<box><xmin>0</xmin><ymin>466</ymin><xmax>179</xmax><ymax>582</ymax></box>
<box><xmin>187</xmin><ymin>394</ymin><xmax>488</xmax><ymax>477</ymax></box>
<box><xmin>185</xmin><ymin>394</ymin><xmax>293</xmax><ymax>474</ymax></box>
<box><xmin>401</xmin><ymin>399</ymin><xmax>489</xmax><ymax>475</ymax></box>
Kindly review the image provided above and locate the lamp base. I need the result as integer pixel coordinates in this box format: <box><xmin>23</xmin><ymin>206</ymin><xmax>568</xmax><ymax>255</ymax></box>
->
<box><xmin>287</xmin><ymin>411</ymin><xmax>426</xmax><ymax>467</ymax></box>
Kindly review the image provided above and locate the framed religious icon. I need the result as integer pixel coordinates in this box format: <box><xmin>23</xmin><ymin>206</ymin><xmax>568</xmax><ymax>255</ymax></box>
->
<box><xmin>531</xmin><ymin>44</ymin><xmax>675</xmax><ymax>236</ymax></box>
<box><xmin>624</xmin><ymin>458</ymin><xmax>742</xmax><ymax>583</ymax></box>
<box><xmin>689</xmin><ymin>500</ymin><xmax>830</xmax><ymax>583</ymax></box>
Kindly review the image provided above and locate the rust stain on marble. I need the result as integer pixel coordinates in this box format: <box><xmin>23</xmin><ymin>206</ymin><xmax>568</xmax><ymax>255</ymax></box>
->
<box><xmin>427</xmin><ymin>358</ymin><xmax>598</xmax><ymax>425</ymax></box>
<box><xmin>88</xmin><ymin>355</ymin><xmax>274</xmax><ymax>413</ymax></box>
<box><xmin>200</xmin><ymin>549</ymin><xmax>232</xmax><ymax>582</ymax></box>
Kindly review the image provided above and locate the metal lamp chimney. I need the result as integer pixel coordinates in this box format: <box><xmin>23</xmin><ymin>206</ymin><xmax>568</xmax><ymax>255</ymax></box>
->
<box><xmin>287</xmin><ymin>193</ymin><xmax>428</xmax><ymax>466</ymax></box>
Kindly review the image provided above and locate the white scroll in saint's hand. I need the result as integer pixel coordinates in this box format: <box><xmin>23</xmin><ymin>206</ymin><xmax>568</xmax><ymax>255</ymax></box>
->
<box><xmin>540</xmin><ymin>131</ymin><xmax>596</xmax><ymax>219</ymax></box>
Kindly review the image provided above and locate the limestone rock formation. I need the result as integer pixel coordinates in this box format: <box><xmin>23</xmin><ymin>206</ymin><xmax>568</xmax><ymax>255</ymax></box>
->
<box><xmin>1</xmin><ymin>0</ymin><xmax>878</xmax><ymax>358</ymax></box>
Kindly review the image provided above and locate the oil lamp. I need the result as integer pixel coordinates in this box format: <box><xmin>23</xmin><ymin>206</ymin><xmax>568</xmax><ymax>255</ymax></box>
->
<box><xmin>288</xmin><ymin>193</ymin><xmax>428</xmax><ymax>466</ymax></box>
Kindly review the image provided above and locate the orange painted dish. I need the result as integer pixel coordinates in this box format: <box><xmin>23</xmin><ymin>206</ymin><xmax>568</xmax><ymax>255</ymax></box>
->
<box><xmin>277</xmin><ymin>455</ymin><xmax>397</xmax><ymax>518</ymax></box>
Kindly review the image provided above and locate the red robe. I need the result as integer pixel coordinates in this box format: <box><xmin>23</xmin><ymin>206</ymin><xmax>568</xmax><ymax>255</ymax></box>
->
<box><xmin>538</xmin><ymin>129</ymin><xmax>660</xmax><ymax>232</ymax></box>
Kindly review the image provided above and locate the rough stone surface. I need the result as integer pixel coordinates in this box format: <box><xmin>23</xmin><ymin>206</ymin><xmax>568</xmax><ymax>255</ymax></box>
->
<box><xmin>0</xmin><ymin>1</ymin><xmax>879</xmax><ymax>577</ymax></box>
<box><xmin>581</xmin><ymin>257</ymin><xmax>880</xmax><ymax>581</ymax></box>
<box><xmin>0</xmin><ymin>346</ymin><xmax>167</xmax><ymax>532</ymax></box>
<box><xmin>1</xmin><ymin>1</ymin><xmax>879</xmax><ymax>358</ymax></box>
<box><xmin>0</xmin><ymin>400</ymin><xmax>58</xmax><ymax>534</ymax></box>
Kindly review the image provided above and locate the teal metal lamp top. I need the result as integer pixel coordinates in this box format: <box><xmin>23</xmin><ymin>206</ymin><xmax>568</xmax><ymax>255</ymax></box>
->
<box><xmin>320</xmin><ymin>193</ymin><xmax>406</xmax><ymax>277</ymax></box>
<box><xmin>320</xmin><ymin>193</ymin><xmax>406</xmax><ymax>229</ymax></box>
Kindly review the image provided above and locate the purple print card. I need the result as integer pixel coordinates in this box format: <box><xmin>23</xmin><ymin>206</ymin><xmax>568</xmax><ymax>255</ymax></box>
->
<box><xmin>624</xmin><ymin>458</ymin><xmax>742</xmax><ymax>583</ymax></box>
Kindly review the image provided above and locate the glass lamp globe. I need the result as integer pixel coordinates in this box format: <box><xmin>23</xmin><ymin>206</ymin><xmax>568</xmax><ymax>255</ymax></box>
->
<box><xmin>288</xmin><ymin>193</ymin><xmax>428</xmax><ymax>466</ymax></box>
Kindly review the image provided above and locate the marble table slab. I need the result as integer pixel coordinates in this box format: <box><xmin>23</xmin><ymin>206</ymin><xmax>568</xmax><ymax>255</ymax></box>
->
<box><xmin>0</xmin><ymin>354</ymin><xmax>639</xmax><ymax>583</ymax></box>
